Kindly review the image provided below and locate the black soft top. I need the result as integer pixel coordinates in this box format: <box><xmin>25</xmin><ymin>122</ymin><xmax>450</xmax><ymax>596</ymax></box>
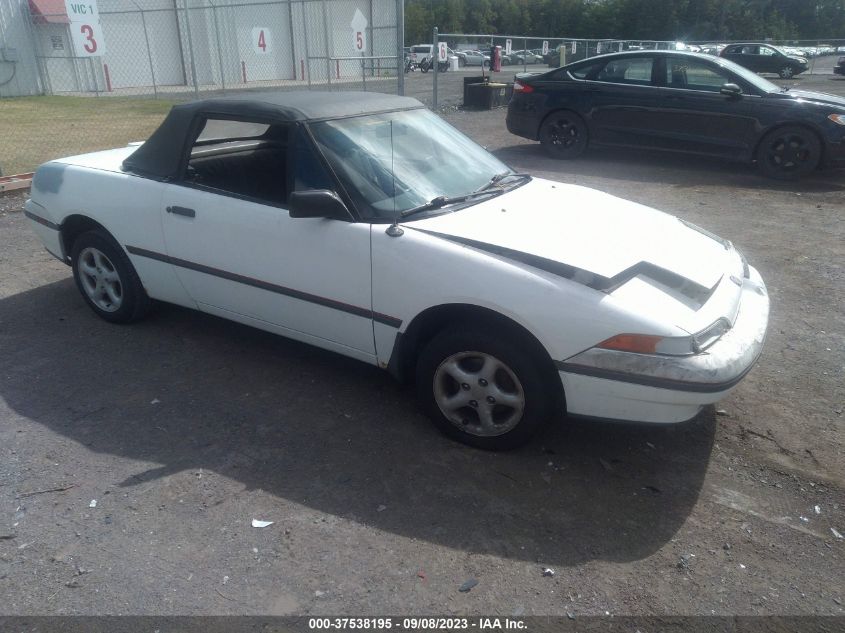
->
<box><xmin>122</xmin><ymin>91</ymin><xmax>423</xmax><ymax>180</ymax></box>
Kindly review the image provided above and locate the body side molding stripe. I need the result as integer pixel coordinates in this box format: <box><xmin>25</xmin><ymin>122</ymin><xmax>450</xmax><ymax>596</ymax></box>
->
<box><xmin>24</xmin><ymin>210</ymin><xmax>60</xmax><ymax>231</ymax></box>
<box><xmin>556</xmin><ymin>360</ymin><xmax>753</xmax><ymax>394</ymax></box>
<box><xmin>125</xmin><ymin>245</ymin><xmax>402</xmax><ymax>328</ymax></box>
<box><xmin>408</xmin><ymin>228</ymin><xmax>713</xmax><ymax>301</ymax></box>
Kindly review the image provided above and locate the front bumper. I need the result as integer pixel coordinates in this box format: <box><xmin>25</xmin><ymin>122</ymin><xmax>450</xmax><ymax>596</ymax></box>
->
<box><xmin>557</xmin><ymin>266</ymin><xmax>769</xmax><ymax>423</ymax></box>
<box><xmin>24</xmin><ymin>199</ymin><xmax>65</xmax><ymax>262</ymax></box>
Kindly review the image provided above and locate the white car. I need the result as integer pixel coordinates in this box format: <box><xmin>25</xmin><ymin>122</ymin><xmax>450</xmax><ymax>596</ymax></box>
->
<box><xmin>25</xmin><ymin>92</ymin><xmax>769</xmax><ymax>450</ymax></box>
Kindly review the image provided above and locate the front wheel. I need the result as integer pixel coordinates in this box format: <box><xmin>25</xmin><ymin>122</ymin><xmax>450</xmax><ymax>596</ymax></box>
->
<box><xmin>539</xmin><ymin>111</ymin><xmax>589</xmax><ymax>159</ymax></box>
<box><xmin>71</xmin><ymin>229</ymin><xmax>151</xmax><ymax>323</ymax></box>
<box><xmin>779</xmin><ymin>65</ymin><xmax>795</xmax><ymax>79</ymax></box>
<box><xmin>756</xmin><ymin>126</ymin><xmax>821</xmax><ymax>180</ymax></box>
<box><xmin>416</xmin><ymin>326</ymin><xmax>556</xmax><ymax>450</ymax></box>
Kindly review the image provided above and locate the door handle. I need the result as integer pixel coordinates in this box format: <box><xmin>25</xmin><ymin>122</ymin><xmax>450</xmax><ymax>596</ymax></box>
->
<box><xmin>166</xmin><ymin>206</ymin><xmax>196</xmax><ymax>218</ymax></box>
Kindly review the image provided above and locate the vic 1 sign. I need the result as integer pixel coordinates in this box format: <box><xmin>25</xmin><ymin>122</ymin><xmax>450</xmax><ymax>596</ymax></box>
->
<box><xmin>65</xmin><ymin>0</ymin><xmax>106</xmax><ymax>57</ymax></box>
<box><xmin>252</xmin><ymin>27</ymin><xmax>272</xmax><ymax>54</ymax></box>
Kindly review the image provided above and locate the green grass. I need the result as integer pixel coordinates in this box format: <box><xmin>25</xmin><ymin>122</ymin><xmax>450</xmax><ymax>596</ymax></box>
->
<box><xmin>0</xmin><ymin>96</ymin><xmax>175</xmax><ymax>175</ymax></box>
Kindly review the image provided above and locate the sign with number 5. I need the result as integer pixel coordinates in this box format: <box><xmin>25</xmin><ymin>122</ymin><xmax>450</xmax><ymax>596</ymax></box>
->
<box><xmin>251</xmin><ymin>27</ymin><xmax>272</xmax><ymax>54</ymax></box>
<box><xmin>350</xmin><ymin>9</ymin><xmax>368</xmax><ymax>52</ymax></box>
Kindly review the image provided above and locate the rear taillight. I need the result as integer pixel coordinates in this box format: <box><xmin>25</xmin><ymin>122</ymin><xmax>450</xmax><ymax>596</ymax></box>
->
<box><xmin>513</xmin><ymin>80</ymin><xmax>534</xmax><ymax>94</ymax></box>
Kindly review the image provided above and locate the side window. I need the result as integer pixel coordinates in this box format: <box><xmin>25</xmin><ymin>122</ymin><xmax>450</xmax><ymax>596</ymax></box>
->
<box><xmin>293</xmin><ymin>126</ymin><xmax>335</xmax><ymax>193</ymax></box>
<box><xmin>666</xmin><ymin>58</ymin><xmax>730</xmax><ymax>92</ymax></box>
<box><xmin>760</xmin><ymin>46</ymin><xmax>776</xmax><ymax>56</ymax></box>
<box><xmin>567</xmin><ymin>60</ymin><xmax>605</xmax><ymax>79</ymax></box>
<box><xmin>740</xmin><ymin>45</ymin><xmax>758</xmax><ymax>55</ymax></box>
<box><xmin>594</xmin><ymin>58</ymin><xmax>654</xmax><ymax>85</ymax></box>
<box><xmin>186</xmin><ymin>117</ymin><xmax>289</xmax><ymax>206</ymax></box>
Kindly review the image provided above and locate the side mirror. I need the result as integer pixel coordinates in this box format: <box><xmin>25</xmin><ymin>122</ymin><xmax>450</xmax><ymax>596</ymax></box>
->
<box><xmin>720</xmin><ymin>83</ymin><xmax>742</xmax><ymax>98</ymax></box>
<box><xmin>288</xmin><ymin>190</ymin><xmax>353</xmax><ymax>221</ymax></box>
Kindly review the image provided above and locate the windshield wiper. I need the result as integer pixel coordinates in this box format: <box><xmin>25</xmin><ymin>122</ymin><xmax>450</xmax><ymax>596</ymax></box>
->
<box><xmin>400</xmin><ymin>189</ymin><xmax>505</xmax><ymax>218</ymax></box>
<box><xmin>474</xmin><ymin>171</ymin><xmax>531</xmax><ymax>192</ymax></box>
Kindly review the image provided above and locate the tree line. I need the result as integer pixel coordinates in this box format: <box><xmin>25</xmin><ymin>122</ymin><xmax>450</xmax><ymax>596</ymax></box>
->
<box><xmin>404</xmin><ymin>0</ymin><xmax>845</xmax><ymax>44</ymax></box>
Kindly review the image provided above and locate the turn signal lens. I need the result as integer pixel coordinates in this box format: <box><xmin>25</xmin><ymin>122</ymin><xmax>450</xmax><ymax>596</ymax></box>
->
<box><xmin>828</xmin><ymin>114</ymin><xmax>845</xmax><ymax>125</ymax></box>
<box><xmin>597</xmin><ymin>334</ymin><xmax>696</xmax><ymax>356</ymax></box>
<box><xmin>596</xmin><ymin>334</ymin><xmax>664</xmax><ymax>354</ymax></box>
<box><xmin>513</xmin><ymin>80</ymin><xmax>534</xmax><ymax>94</ymax></box>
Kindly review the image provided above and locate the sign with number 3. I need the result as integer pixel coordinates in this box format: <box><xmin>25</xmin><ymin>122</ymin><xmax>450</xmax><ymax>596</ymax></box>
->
<box><xmin>65</xmin><ymin>0</ymin><xmax>106</xmax><ymax>56</ymax></box>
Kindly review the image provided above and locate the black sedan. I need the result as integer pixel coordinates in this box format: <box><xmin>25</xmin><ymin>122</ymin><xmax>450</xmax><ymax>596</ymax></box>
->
<box><xmin>720</xmin><ymin>43</ymin><xmax>808</xmax><ymax>79</ymax></box>
<box><xmin>506</xmin><ymin>51</ymin><xmax>845</xmax><ymax>179</ymax></box>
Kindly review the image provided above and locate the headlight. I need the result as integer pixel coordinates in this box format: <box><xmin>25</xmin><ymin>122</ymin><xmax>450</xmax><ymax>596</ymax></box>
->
<box><xmin>828</xmin><ymin>114</ymin><xmax>845</xmax><ymax>125</ymax></box>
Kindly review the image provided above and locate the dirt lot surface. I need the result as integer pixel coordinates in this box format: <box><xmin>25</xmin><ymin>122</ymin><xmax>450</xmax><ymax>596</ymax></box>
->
<box><xmin>1</xmin><ymin>78</ymin><xmax>844</xmax><ymax>618</ymax></box>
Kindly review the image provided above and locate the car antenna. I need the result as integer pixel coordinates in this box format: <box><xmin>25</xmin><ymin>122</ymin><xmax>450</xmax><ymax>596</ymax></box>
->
<box><xmin>386</xmin><ymin>119</ymin><xmax>404</xmax><ymax>237</ymax></box>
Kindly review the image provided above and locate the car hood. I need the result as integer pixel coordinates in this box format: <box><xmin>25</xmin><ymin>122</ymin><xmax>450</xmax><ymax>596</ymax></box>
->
<box><xmin>772</xmin><ymin>89</ymin><xmax>845</xmax><ymax>109</ymax></box>
<box><xmin>405</xmin><ymin>178</ymin><xmax>736</xmax><ymax>292</ymax></box>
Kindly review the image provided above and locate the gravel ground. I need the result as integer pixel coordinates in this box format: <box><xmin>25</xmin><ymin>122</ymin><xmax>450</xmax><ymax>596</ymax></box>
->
<box><xmin>0</xmin><ymin>79</ymin><xmax>843</xmax><ymax>617</ymax></box>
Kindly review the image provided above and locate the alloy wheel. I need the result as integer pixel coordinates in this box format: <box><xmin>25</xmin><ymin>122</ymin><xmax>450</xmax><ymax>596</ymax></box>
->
<box><xmin>764</xmin><ymin>132</ymin><xmax>813</xmax><ymax>174</ymax></box>
<box><xmin>78</xmin><ymin>247</ymin><xmax>123</xmax><ymax>312</ymax></box>
<box><xmin>433</xmin><ymin>351</ymin><xmax>525</xmax><ymax>437</ymax></box>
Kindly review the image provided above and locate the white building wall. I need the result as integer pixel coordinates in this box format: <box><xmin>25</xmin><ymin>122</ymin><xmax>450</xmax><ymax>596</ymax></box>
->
<box><xmin>0</xmin><ymin>0</ymin><xmax>43</xmax><ymax>96</ymax></box>
<box><xmin>1</xmin><ymin>0</ymin><xmax>398</xmax><ymax>96</ymax></box>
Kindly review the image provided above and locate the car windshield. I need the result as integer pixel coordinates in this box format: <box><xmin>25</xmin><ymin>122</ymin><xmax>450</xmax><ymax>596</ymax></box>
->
<box><xmin>308</xmin><ymin>109</ymin><xmax>510</xmax><ymax>220</ymax></box>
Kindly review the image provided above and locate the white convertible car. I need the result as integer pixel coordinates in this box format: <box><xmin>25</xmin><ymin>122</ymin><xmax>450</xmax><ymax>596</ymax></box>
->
<box><xmin>25</xmin><ymin>92</ymin><xmax>769</xmax><ymax>450</ymax></box>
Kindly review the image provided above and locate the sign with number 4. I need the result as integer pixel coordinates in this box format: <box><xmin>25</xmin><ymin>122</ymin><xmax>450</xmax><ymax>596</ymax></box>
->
<box><xmin>252</xmin><ymin>27</ymin><xmax>272</xmax><ymax>54</ymax></box>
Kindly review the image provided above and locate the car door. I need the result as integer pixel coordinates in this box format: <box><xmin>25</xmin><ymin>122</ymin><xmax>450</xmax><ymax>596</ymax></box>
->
<box><xmin>650</xmin><ymin>55</ymin><xmax>758</xmax><ymax>159</ymax></box>
<box><xmin>582</xmin><ymin>55</ymin><xmax>668</xmax><ymax>149</ymax></box>
<box><xmin>159</xmin><ymin>117</ymin><xmax>377</xmax><ymax>360</ymax></box>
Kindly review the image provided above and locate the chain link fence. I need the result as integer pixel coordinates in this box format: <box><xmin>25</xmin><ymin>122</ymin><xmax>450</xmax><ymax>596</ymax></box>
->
<box><xmin>2</xmin><ymin>0</ymin><xmax>401</xmax><ymax>175</ymax></box>
<box><xmin>414</xmin><ymin>32</ymin><xmax>845</xmax><ymax>109</ymax></box>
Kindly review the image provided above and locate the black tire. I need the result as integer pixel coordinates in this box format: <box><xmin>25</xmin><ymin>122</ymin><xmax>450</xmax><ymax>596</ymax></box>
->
<box><xmin>756</xmin><ymin>125</ymin><xmax>821</xmax><ymax>180</ymax></box>
<box><xmin>539</xmin><ymin>110</ymin><xmax>589</xmax><ymax>159</ymax></box>
<box><xmin>779</xmin><ymin>65</ymin><xmax>795</xmax><ymax>79</ymax></box>
<box><xmin>70</xmin><ymin>229</ymin><xmax>151</xmax><ymax>324</ymax></box>
<box><xmin>415</xmin><ymin>325</ymin><xmax>557</xmax><ymax>450</ymax></box>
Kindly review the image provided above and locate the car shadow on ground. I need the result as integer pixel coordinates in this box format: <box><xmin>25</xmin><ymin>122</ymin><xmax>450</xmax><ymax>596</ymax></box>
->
<box><xmin>1</xmin><ymin>278</ymin><xmax>716</xmax><ymax>567</ymax></box>
<box><xmin>492</xmin><ymin>144</ymin><xmax>845</xmax><ymax>192</ymax></box>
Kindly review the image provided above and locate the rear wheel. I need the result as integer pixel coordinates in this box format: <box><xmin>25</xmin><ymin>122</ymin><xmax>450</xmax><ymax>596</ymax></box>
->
<box><xmin>71</xmin><ymin>229</ymin><xmax>151</xmax><ymax>323</ymax></box>
<box><xmin>539</xmin><ymin>111</ymin><xmax>589</xmax><ymax>159</ymax></box>
<box><xmin>416</xmin><ymin>325</ymin><xmax>556</xmax><ymax>450</ymax></box>
<box><xmin>756</xmin><ymin>126</ymin><xmax>821</xmax><ymax>180</ymax></box>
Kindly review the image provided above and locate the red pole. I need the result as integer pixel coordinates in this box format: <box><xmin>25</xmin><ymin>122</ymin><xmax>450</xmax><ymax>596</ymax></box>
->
<box><xmin>241</xmin><ymin>61</ymin><xmax>247</xmax><ymax>83</ymax></box>
<box><xmin>301</xmin><ymin>59</ymin><xmax>305</xmax><ymax>81</ymax></box>
<box><xmin>103</xmin><ymin>63</ymin><xmax>112</xmax><ymax>92</ymax></box>
<box><xmin>336</xmin><ymin>59</ymin><xmax>340</xmax><ymax>79</ymax></box>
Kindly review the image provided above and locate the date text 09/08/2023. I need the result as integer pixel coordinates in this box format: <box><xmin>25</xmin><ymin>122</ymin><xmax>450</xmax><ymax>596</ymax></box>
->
<box><xmin>308</xmin><ymin>617</ymin><xmax>528</xmax><ymax>630</ymax></box>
